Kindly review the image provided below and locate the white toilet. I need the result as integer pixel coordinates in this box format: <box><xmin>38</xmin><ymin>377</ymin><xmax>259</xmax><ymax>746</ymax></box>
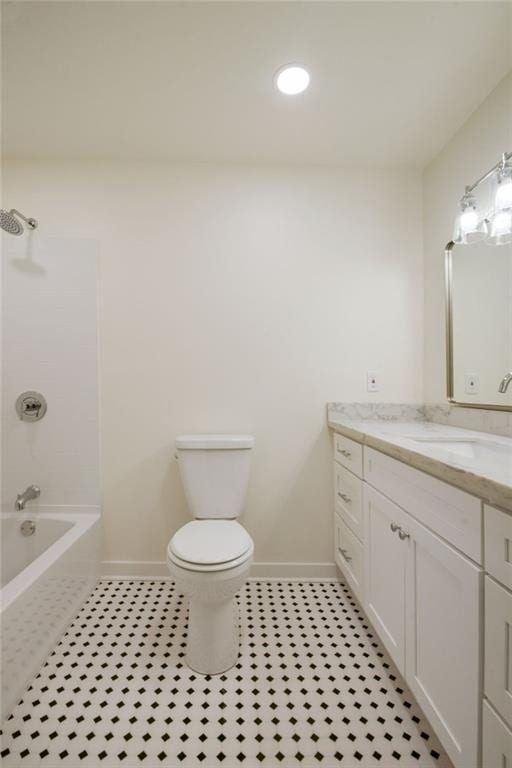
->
<box><xmin>167</xmin><ymin>434</ymin><xmax>254</xmax><ymax>675</ymax></box>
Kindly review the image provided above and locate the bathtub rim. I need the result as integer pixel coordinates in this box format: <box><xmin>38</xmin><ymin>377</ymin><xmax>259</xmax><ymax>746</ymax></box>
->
<box><xmin>1</xmin><ymin>508</ymin><xmax>100</xmax><ymax>611</ymax></box>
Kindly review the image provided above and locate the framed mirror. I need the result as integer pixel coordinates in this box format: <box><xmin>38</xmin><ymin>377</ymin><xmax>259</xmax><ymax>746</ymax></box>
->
<box><xmin>445</xmin><ymin>241</ymin><xmax>512</xmax><ymax>410</ymax></box>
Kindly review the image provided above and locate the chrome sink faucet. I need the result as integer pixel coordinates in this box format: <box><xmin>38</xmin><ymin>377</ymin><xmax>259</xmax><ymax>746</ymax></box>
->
<box><xmin>498</xmin><ymin>372</ymin><xmax>512</xmax><ymax>394</ymax></box>
<box><xmin>15</xmin><ymin>484</ymin><xmax>40</xmax><ymax>511</ymax></box>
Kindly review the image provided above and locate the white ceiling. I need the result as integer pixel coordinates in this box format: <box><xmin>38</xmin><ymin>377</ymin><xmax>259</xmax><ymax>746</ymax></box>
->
<box><xmin>2</xmin><ymin>1</ymin><xmax>511</xmax><ymax>166</ymax></box>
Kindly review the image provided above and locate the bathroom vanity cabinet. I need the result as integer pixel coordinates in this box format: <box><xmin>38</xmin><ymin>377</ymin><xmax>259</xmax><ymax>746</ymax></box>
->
<box><xmin>332</xmin><ymin>430</ymin><xmax>512</xmax><ymax>768</ymax></box>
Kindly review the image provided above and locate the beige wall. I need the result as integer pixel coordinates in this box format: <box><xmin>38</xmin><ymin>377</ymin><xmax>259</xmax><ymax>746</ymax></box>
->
<box><xmin>423</xmin><ymin>73</ymin><xmax>512</xmax><ymax>404</ymax></box>
<box><xmin>4</xmin><ymin>161</ymin><xmax>423</xmax><ymax>566</ymax></box>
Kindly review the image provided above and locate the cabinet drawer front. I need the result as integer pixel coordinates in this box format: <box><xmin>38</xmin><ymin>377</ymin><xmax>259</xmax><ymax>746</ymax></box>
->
<box><xmin>364</xmin><ymin>447</ymin><xmax>482</xmax><ymax>562</ymax></box>
<box><xmin>334</xmin><ymin>462</ymin><xmax>363</xmax><ymax>541</ymax></box>
<box><xmin>333</xmin><ymin>433</ymin><xmax>363</xmax><ymax>478</ymax></box>
<box><xmin>485</xmin><ymin>505</ymin><xmax>512</xmax><ymax>590</ymax></box>
<box><xmin>483</xmin><ymin>700</ymin><xmax>512</xmax><ymax>768</ymax></box>
<box><xmin>485</xmin><ymin>576</ymin><xmax>512</xmax><ymax>728</ymax></box>
<box><xmin>334</xmin><ymin>510</ymin><xmax>364</xmax><ymax>602</ymax></box>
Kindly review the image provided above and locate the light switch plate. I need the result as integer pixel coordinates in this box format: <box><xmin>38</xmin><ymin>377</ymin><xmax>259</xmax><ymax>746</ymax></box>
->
<box><xmin>367</xmin><ymin>370</ymin><xmax>379</xmax><ymax>392</ymax></box>
<box><xmin>464</xmin><ymin>374</ymin><xmax>478</xmax><ymax>394</ymax></box>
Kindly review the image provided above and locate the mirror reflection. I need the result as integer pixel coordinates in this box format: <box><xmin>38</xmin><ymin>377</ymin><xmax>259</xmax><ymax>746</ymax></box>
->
<box><xmin>447</xmin><ymin>242</ymin><xmax>512</xmax><ymax>409</ymax></box>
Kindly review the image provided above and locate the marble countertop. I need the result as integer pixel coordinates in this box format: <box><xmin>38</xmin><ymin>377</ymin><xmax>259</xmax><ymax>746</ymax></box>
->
<box><xmin>328</xmin><ymin>416</ymin><xmax>512</xmax><ymax>512</ymax></box>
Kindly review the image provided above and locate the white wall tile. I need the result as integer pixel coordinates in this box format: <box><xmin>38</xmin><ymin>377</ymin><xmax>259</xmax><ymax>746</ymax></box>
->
<box><xmin>2</xmin><ymin>235</ymin><xmax>99</xmax><ymax>511</ymax></box>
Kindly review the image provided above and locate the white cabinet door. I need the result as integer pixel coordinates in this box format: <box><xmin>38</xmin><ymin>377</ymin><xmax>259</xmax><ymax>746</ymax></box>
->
<box><xmin>363</xmin><ymin>485</ymin><xmax>408</xmax><ymax>673</ymax></box>
<box><xmin>483</xmin><ymin>700</ymin><xmax>512</xmax><ymax>768</ymax></box>
<box><xmin>405</xmin><ymin>515</ymin><xmax>482</xmax><ymax>768</ymax></box>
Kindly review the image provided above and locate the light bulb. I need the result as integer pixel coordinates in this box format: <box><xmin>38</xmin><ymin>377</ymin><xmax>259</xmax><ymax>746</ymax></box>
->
<box><xmin>274</xmin><ymin>65</ymin><xmax>310</xmax><ymax>95</ymax></box>
<box><xmin>492</xmin><ymin>210</ymin><xmax>512</xmax><ymax>234</ymax></box>
<box><xmin>459</xmin><ymin>208</ymin><xmax>478</xmax><ymax>233</ymax></box>
<box><xmin>488</xmin><ymin>208</ymin><xmax>512</xmax><ymax>245</ymax></box>
<box><xmin>453</xmin><ymin>192</ymin><xmax>487</xmax><ymax>244</ymax></box>
<box><xmin>495</xmin><ymin>178</ymin><xmax>512</xmax><ymax>210</ymax></box>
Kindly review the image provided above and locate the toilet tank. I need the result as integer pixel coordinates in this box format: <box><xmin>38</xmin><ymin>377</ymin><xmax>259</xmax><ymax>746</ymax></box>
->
<box><xmin>175</xmin><ymin>435</ymin><xmax>254</xmax><ymax>519</ymax></box>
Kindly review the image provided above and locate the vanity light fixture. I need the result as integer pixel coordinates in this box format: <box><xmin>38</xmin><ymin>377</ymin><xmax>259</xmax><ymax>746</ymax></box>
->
<box><xmin>274</xmin><ymin>65</ymin><xmax>310</xmax><ymax>95</ymax></box>
<box><xmin>454</xmin><ymin>151</ymin><xmax>512</xmax><ymax>246</ymax></box>
<box><xmin>493</xmin><ymin>156</ymin><xmax>512</xmax><ymax>211</ymax></box>
<box><xmin>453</xmin><ymin>189</ymin><xmax>488</xmax><ymax>244</ymax></box>
<box><xmin>488</xmin><ymin>208</ymin><xmax>512</xmax><ymax>246</ymax></box>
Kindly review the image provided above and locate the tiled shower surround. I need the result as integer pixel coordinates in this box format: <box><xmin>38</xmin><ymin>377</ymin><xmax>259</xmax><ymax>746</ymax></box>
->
<box><xmin>0</xmin><ymin>579</ymin><xmax>450</xmax><ymax>768</ymax></box>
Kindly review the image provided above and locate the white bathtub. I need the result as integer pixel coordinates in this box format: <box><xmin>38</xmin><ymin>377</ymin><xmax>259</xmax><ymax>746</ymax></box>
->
<box><xmin>0</xmin><ymin>509</ymin><xmax>100</xmax><ymax>720</ymax></box>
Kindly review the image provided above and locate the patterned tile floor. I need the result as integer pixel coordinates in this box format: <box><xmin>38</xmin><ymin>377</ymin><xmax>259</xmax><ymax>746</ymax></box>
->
<box><xmin>1</xmin><ymin>579</ymin><xmax>451</xmax><ymax>768</ymax></box>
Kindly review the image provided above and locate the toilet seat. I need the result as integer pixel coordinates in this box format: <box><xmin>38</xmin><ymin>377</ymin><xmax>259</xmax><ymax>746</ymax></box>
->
<box><xmin>168</xmin><ymin>520</ymin><xmax>253</xmax><ymax>572</ymax></box>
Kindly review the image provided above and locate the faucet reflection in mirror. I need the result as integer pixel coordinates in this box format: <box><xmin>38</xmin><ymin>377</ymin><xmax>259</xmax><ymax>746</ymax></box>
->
<box><xmin>498</xmin><ymin>373</ymin><xmax>512</xmax><ymax>394</ymax></box>
<box><xmin>453</xmin><ymin>151</ymin><xmax>512</xmax><ymax>246</ymax></box>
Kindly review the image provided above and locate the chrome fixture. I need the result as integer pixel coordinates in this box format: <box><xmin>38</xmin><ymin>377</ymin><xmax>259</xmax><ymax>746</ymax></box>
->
<box><xmin>15</xmin><ymin>485</ymin><xmax>40</xmax><ymax>511</ymax></box>
<box><xmin>0</xmin><ymin>208</ymin><xmax>38</xmax><ymax>235</ymax></box>
<box><xmin>20</xmin><ymin>520</ymin><xmax>36</xmax><ymax>536</ymax></box>
<box><xmin>453</xmin><ymin>151</ymin><xmax>512</xmax><ymax>246</ymax></box>
<box><xmin>390</xmin><ymin>522</ymin><xmax>410</xmax><ymax>540</ymax></box>
<box><xmin>498</xmin><ymin>372</ymin><xmax>512</xmax><ymax>394</ymax></box>
<box><xmin>16</xmin><ymin>391</ymin><xmax>47</xmax><ymax>422</ymax></box>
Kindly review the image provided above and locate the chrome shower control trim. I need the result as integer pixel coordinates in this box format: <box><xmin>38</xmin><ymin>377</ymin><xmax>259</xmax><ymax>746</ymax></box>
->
<box><xmin>16</xmin><ymin>391</ymin><xmax>47</xmax><ymax>422</ymax></box>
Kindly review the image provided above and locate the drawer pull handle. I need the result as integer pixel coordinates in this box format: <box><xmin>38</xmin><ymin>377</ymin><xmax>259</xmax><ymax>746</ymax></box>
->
<box><xmin>398</xmin><ymin>529</ymin><xmax>410</xmax><ymax>541</ymax></box>
<box><xmin>340</xmin><ymin>548</ymin><xmax>352</xmax><ymax>562</ymax></box>
<box><xmin>338</xmin><ymin>492</ymin><xmax>352</xmax><ymax>503</ymax></box>
<box><xmin>339</xmin><ymin>449</ymin><xmax>352</xmax><ymax>458</ymax></box>
<box><xmin>390</xmin><ymin>522</ymin><xmax>400</xmax><ymax>532</ymax></box>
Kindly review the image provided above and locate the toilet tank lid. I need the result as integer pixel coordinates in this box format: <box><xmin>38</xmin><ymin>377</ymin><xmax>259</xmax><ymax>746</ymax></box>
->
<box><xmin>175</xmin><ymin>434</ymin><xmax>254</xmax><ymax>450</ymax></box>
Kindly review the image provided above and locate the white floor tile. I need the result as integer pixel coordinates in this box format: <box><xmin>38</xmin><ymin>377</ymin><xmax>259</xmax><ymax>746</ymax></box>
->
<box><xmin>1</xmin><ymin>579</ymin><xmax>452</xmax><ymax>767</ymax></box>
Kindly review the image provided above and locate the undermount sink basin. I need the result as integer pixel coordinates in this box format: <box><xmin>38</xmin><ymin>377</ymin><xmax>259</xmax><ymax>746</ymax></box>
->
<box><xmin>402</xmin><ymin>435</ymin><xmax>512</xmax><ymax>463</ymax></box>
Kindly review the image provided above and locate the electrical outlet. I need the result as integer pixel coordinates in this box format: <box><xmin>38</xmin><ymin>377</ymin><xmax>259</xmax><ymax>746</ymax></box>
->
<box><xmin>465</xmin><ymin>374</ymin><xmax>478</xmax><ymax>394</ymax></box>
<box><xmin>367</xmin><ymin>370</ymin><xmax>379</xmax><ymax>392</ymax></box>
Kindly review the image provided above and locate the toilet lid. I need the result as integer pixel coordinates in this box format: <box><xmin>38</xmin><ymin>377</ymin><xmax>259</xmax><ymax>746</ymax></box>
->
<box><xmin>169</xmin><ymin>520</ymin><xmax>253</xmax><ymax>565</ymax></box>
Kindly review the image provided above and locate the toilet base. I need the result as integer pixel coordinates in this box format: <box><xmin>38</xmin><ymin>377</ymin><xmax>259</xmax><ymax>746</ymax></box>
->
<box><xmin>167</xmin><ymin>554</ymin><xmax>252</xmax><ymax>676</ymax></box>
<box><xmin>187</xmin><ymin>597</ymin><xmax>239</xmax><ymax>675</ymax></box>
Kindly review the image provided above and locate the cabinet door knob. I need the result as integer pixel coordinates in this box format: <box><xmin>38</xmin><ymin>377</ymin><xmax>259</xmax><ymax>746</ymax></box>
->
<box><xmin>340</xmin><ymin>548</ymin><xmax>352</xmax><ymax>562</ymax></box>
<box><xmin>338</xmin><ymin>493</ymin><xmax>351</xmax><ymax>503</ymax></box>
<box><xmin>341</xmin><ymin>449</ymin><xmax>352</xmax><ymax>458</ymax></box>
<box><xmin>398</xmin><ymin>529</ymin><xmax>410</xmax><ymax>540</ymax></box>
<box><xmin>390</xmin><ymin>522</ymin><xmax>400</xmax><ymax>532</ymax></box>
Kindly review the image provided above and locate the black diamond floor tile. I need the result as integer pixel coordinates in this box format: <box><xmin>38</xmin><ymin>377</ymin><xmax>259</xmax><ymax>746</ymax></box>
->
<box><xmin>0</xmin><ymin>579</ymin><xmax>452</xmax><ymax>767</ymax></box>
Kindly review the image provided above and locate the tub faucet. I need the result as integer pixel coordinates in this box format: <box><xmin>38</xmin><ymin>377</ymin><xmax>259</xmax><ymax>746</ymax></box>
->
<box><xmin>15</xmin><ymin>484</ymin><xmax>40</xmax><ymax>511</ymax></box>
<box><xmin>498</xmin><ymin>372</ymin><xmax>512</xmax><ymax>394</ymax></box>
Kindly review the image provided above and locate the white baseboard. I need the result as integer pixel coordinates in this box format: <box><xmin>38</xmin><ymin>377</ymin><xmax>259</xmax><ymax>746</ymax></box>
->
<box><xmin>249</xmin><ymin>562</ymin><xmax>338</xmax><ymax>580</ymax></box>
<box><xmin>101</xmin><ymin>560</ymin><xmax>339</xmax><ymax>582</ymax></box>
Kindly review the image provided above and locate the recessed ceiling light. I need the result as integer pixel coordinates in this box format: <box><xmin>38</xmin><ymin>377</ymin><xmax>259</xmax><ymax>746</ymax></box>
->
<box><xmin>274</xmin><ymin>65</ymin><xmax>310</xmax><ymax>95</ymax></box>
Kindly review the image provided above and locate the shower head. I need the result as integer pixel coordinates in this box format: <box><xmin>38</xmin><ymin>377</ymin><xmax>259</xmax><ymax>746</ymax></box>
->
<box><xmin>0</xmin><ymin>208</ymin><xmax>38</xmax><ymax>235</ymax></box>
